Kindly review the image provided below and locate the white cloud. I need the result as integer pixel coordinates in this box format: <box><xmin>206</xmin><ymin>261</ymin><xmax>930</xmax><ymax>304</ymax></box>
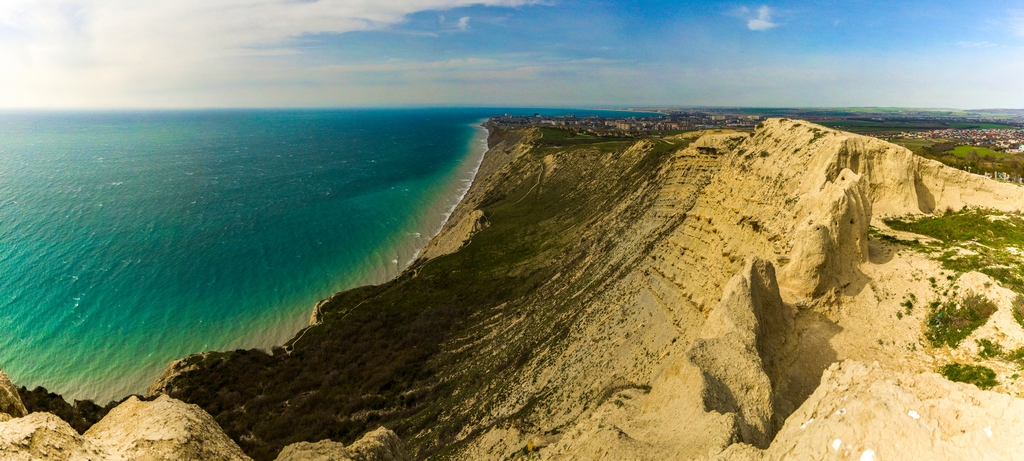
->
<box><xmin>958</xmin><ymin>41</ymin><xmax>999</xmax><ymax>48</ymax></box>
<box><xmin>0</xmin><ymin>0</ymin><xmax>538</xmax><ymax>107</ymax></box>
<box><xmin>747</xmin><ymin>6</ymin><xmax>778</xmax><ymax>31</ymax></box>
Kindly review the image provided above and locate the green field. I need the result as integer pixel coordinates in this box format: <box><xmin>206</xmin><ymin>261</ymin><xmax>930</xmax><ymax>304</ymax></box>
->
<box><xmin>890</xmin><ymin>138</ymin><xmax>946</xmax><ymax>153</ymax></box>
<box><xmin>816</xmin><ymin>119</ymin><xmax>1019</xmax><ymax>135</ymax></box>
<box><xmin>890</xmin><ymin>138</ymin><xmax>1010</xmax><ymax>158</ymax></box>
<box><xmin>949</xmin><ymin>145</ymin><xmax>1009</xmax><ymax>158</ymax></box>
<box><xmin>947</xmin><ymin>122</ymin><xmax>1019</xmax><ymax>129</ymax></box>
<box><xmin>817</xmin><ymin>120</ymin><xmax>949</xmax><ymax>134</ymax></box>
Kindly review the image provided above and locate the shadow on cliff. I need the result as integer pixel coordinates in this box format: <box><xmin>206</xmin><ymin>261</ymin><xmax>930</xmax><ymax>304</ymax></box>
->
<box><xmin>775</xmin><ymin>310</ymin><xmax>841</xmax><ymax>422</ymax></box>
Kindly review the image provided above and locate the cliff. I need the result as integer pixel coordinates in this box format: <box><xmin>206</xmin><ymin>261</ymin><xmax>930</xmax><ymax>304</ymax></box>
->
<box><xmin>10</xmin><ymin>119</ymin><xmax>1024</xmax><ymax>460</ymax></box>
<box><xmin>0</xmin><ymin>380</ymin><xmax>410</xmax><ymax>461</ymax></box>
<box><xmin>0</xmin><ymin>391</ymin><xmax>249</xmax><ymax>460</ymax></box>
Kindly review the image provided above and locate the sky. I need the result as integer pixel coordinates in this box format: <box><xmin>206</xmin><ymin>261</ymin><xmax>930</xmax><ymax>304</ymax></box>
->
<box><xmin>0</xmin><ymin>0</ymin><xmax>1022</xmax><ymax>109</ymax></box>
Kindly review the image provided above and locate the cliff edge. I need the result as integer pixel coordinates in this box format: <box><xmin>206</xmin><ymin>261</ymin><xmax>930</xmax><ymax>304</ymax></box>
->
<box><xmin>73</xmin><ymin>119</ymin><xmax>1024</xmax><ymax>460</ymax></box>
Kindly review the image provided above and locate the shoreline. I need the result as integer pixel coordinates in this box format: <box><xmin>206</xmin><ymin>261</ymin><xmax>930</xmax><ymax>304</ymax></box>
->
<box><xmin>150</xmin><ymin>120</ymin><xmax>493</xmax><ymax>393</ymax></box>
<box><xmin>404</xmin><ymin>121</ymin><xmax>490</xmax><ymax>268</ymax></box>
<box><xmin>301</xmin><ymin>121</ymin><xmax>489</xmax><ymax>331</ymax></box>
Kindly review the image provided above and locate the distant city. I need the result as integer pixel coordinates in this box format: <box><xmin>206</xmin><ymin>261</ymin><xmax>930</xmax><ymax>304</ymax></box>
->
<box><xmin>490</xmin><ymin>111</ymin><xmax>762</xmax><ymax>135</ymax></box>
<box><xmin>490</xmin><ymin>108</ymin><xmax>1024</xmax><ymax>153</ymax></box>
<box><xmin>878</xmin><ymin>129</ymin><xmax>1024</xmax><ymax>153</ymax></box>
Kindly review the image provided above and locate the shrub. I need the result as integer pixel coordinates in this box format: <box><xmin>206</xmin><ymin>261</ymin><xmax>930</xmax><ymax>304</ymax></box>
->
<box><xmin>1006</xmin><ymin>347</ymin><xmax>1024</xmax><ymax>368</ymax></box>
<box><xmin>925</xmin><ymin>293</ymin><xmax>997</xmax><ymax>348</ymax></box>
<box><xmin>1013</xmin><ymin>295</ymin><xmax>1024</xmax><ymax>329</ymax></box>
<box><xmin>976</xmin><ymin>338</ymin><xmax>1004</xmax><ymax>359</ymax></box>
<box><xmin>901</xmin><ymin>299</ymin><xmax>914</xmax><ymax>316</ymax></box>
<box><xmin>941</xmin><ymin>363</ymin><xmax>998</xmax><ymax>390</ymax></box>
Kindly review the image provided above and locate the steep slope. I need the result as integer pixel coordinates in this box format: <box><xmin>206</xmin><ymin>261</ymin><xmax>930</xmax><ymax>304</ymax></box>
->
<box><xmin>147</xmin><ymin>119</ymin><xmax>1024</xmax><ymax>460</ymax></box>
<box><xmin>0</xmin><ymin>370</ymin><xmax>27</xmax><ymax>420</ymax></box>
<box><xmin>448</xmin><ymin>119</ymin><xmax>1024</xmax><ymax>459</ymax></box>
<box><xmin>154</xmin><ymin>127</ymin><xmax>716</xmax><ymax>460</ymax></box>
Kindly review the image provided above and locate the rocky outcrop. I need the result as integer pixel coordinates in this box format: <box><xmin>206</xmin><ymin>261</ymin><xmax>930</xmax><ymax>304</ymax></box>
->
<box><xmin>0</xmin><ymin>378</ymin><xmax>249</xmax><ymax>461</ymax></box>
<box><xmin>531</xmin><ymin>258</ymin><xmax>793</xmax><ymax>459</ymax></box>
<box><xmin>85</xmin><ymin>395</ymin><xmax>250</xmax><ymax>460</ymax></box>
<box><xmin>687</xmin><ymin>259</ymin><xmax>793</xmax><ymax>448</ymax></box>
<box><xmin>276</xmin><ymin>427</ymin><xmax>410</xmax><ymax>461</ymax></box>
<box><xmin>459</xmin><ymin>119</ymin><xmax>1024</xmax><ymax>459</ymax></box>
<box><xmin>417</xmin><ymin>209</ymin><xmax>487</xmax><ymax>260</ymax></box>
<box><xmin>146</xmin><ymin>356</ymin><xmax>201</xmax><ymax>398</ymax></box>
<box><xmin>751</xmin><ymin>360</ymin><xmax>1024</xmax><ymax>460</ymax></box>
<box><xmin>0</xmin><ymin>412</ymin><xmax>113</xmax><ymax>460</ymax></box>
<box><xmin>779</xmin><ymin>168</ymin><xmax>870</xmax><ymax>297</ymax></box>
<box><xmin>0</xmin><ymin>370</ymin><xmax>27</xmax><ymax>419</ymax></box>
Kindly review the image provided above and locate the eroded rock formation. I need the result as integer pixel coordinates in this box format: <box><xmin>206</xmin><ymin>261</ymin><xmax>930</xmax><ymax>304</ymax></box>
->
<box><xmin>758</xmin><ymin>360</ymin><xmax>1024</xmax><ymax>460</ymax></box>
<box><xmin>0</xmin><ymin>385</ymin><xmax>250</xmax><ymax>460</ymax></box>
<box><xmin>276</xmin><ymin>427</ymin><xmax>411</xmax><ymax>461</ymax></box>
<box><xmin>0</xmin><ymin>369</ymin><xmax>27</xmax><ymax>420</ymax></box>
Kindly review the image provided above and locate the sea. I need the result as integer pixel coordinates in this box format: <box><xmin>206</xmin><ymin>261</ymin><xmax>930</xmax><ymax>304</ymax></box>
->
<box><xmin>0</xmin><ymin>108</ymin><xmax>659</xmax><ymax>403</ymax></box>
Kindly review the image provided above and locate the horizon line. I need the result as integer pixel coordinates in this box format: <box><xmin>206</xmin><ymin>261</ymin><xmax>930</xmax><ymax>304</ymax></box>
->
<box><xmin>1</xmin><ymin>105</ymin><xmax>1022</xmax><ymax>112</ymax></box>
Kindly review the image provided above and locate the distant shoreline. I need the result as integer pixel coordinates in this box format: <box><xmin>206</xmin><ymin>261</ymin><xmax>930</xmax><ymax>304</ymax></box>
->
<box><xmin>144</xmin><ymin>119</ymin><xmax>494</xmax><ymax>402</ymax></box>
<box><xmin>404</xmin><ymin>121</ymin><xmax>491</xmax><ymax>269</ymax></box>
<box><xmin>233</xmin><ymin>120</ymin><xmax>493</xmax><ymax>349</ymax></box>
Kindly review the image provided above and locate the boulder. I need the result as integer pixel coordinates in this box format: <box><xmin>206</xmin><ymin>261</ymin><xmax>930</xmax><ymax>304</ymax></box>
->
<box><xmin>84</xmin><ymin>395</ymin><xmax>250</xmax><ymax>461</ymax></box>
<box><xmin>0</xmin><ymin>412</ymin><xmax>115</xmax><ymax>460</ymax></box>
<box><xmin>276</xmin><ymin>427</ymin><xmax>410</xmax><ymax>461</ymax></box>
<box><xmin>0</xmin><ymin>369</ymin><xmax>27</xmax><ymax>419</ymax></box>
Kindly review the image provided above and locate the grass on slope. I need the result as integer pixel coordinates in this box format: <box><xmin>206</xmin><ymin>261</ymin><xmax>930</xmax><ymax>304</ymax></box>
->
<box><xmin>883</xmin><ymin>209</ymin><xmax>1024</xmax><ymax>372</ymax></box>
<box><xmin>925</xmin><ymin>294</ymin><xmax>997</xmax><ymax>348</ymax></box>
<box><xmin>163</xmin><ymin>129</ymin><xmax>690</xmax><ymax>460</ymax></box>
<box><xmin>941</xmin><ymin>363</ymin><xmax>999</xmax><ymax>390</ymax></box>
<box><xmin>885</xmin><ymin>209</ymin><xmax>1024</xmax><ymax>295</ymax></box>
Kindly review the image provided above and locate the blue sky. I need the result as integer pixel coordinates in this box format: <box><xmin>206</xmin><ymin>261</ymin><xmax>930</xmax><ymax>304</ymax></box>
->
<box><xmin>1</xmin><ymin>0</ymin><xmax>1022</xmax><ymax>108</ymax></box>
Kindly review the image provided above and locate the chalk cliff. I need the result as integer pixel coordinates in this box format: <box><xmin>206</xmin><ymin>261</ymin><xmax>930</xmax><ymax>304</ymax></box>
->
<box><xmin>0</xmin><ymin>390</ymin><xmax>249</xmax><ymax>460</ymax></box>
<box><xmin>10</xmin><ymin>119</ymin><xmax>1024</xmax><ymax>460</ymax></box>
<box><xmin>442</xmin><ymin>119</ymin><xmax>1024</xmax><ymax>459</ymax></box>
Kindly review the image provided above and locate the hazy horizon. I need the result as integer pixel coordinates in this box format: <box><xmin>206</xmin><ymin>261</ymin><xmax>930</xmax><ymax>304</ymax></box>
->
<box><xmin>2</xmin><ymin>1</ymin><xmax>1023</xmax><ymax>109</ymax></box>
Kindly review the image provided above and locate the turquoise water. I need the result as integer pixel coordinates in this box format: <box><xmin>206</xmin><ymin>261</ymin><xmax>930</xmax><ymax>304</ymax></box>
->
<box><xmin>0</xmin><ymin>108</ymin><xmax>658</xmax><ymax>403</ymax></box>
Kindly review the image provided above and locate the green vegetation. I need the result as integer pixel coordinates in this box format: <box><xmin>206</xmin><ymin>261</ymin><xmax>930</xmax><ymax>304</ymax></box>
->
<box><xmin>886</xmin><ymin>210</ymin><xmax>1024</xmax><ymax>369</ymax></box>
<box><xmin>976</xmin><ymin>339</ymin><xmax>1005</xmax><ymax>359</ymax></box>
<box><xmin>815</xmin><ymin>117</ymin><xmax>1016</xmax><ymax>135</ymax></box>
<box><xmin>885</xmin><ymin>209</ymin><xmax>1024</xmax><ymax>295</ymax></box>
<box><xmin>867</xmin><ymin>226</ymin><xmax>920</xmax><ymax>247</ymax></box>
<box><xmin>17</xmin><ymin>386</ymin><xmax>122</xmax><ymax>434</ymax></box>
<box><xmin>947</xmin><ymin>122</ymin><xmax>1019</xmax><ymax>129</ymax></box>
<box><xmin>949</xmin><ymin>145</ymin><xmax>1009</xmax><ymax>158</ymax></box>
<box><xmin>891</xmin><ymin>137</ymin><xmax>1023</xmax><ymax>178</ymax></box>
<box><xmin>534</xmin><ymin>127</ymin><xmax>637</xmax><ymax>147</ymax></box>
<box><xmin>940</xmin><ymin>363</ymin><xmax>999</xmax><ymax>390</ymax></box>
<box><xmin>817</xmin><ymin>120</ymin><xmax>950</xmax><ymax>134</ymax></box>
<box><xmin>890</xmin><ymin>137</ymin><xmax>948</xmax><ymax>153</ymax></box>
<box><xmin>1006</xmin><ymin>347</ymin><xmax>1024</xmax><ymax>368</ymax></box>
<box><xmin>1007</xmin><ymin>295</ymin><xmax>1024</xmax><ymax>327</ymax></box>
<box><xmin>532</xmin><ymin>127</ymin><xmax>697</xmax><ymax>148</ymax></box>
<box><xmin>159</xmin><ymin>127</ymin><xmax>696</xmax><ymax>460</ymax></box>
<box><xmin>925</xmin><ymin>294</ymin><xmax>997</xmax><ymax>348</ymax></box>
<box><xmin>1014</xmin><ymin>295</ymin><xmax>1024</xmax><ymax>329</ymax></box>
